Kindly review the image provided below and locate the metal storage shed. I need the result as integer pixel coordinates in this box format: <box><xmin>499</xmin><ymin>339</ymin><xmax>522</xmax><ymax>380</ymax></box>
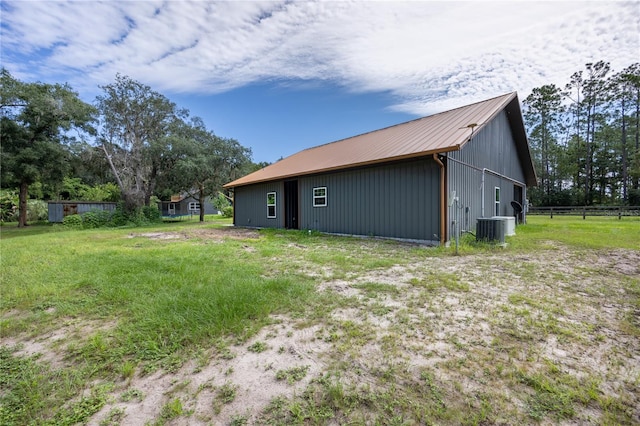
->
<box><xmin>48</xmin><ymin>201</ymin><xmax>118</xmax><ymax>223</ymax></box>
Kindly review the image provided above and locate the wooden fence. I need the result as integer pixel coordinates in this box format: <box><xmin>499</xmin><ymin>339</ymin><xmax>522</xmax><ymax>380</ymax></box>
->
<box><xmin>528</xmin><ymin>206</ymin><xmax>640</xmax><ymax>219</ymax></box>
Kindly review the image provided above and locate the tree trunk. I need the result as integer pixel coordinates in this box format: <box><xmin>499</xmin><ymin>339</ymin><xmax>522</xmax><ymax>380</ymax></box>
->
<box><xmin>101</xmin><ymin>144</ymin><xmax>126</xmax><ymax>194</ymax></box>
<box><xmin>145</xmin><ymin>163</ymin><xmax>158</xmax><ymax>207</ymax></box>
<box><xmin>123</xmin><ymin>189</ymin><xmax>145</xmax><ymax>214</ymax></box>
<box><xmin>542</xmin><ymin>115</ymin><xmax>550</xmax><ymax>198</ymax></box>
<box><xmin>18</xmin><ymin>180</ymin><xmax>29</xmax><ymax>228</ymax></box>
<box><xmin>621</xmin><ymin>98</ymin><xmax>628</xmax><ymax>202</ymax></box>
<box><xmin>635</xmin><ymin>87</ymin><xmax>640</xmax><ymax>190</ymax></box>
<box><xmin>198</xmin><ymin>184</ymin><xmax>206</xmax><ymax>222</ymax></box>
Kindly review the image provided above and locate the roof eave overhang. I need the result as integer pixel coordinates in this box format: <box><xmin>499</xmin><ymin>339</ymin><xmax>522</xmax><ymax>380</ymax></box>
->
<box><xmin>452</xmin><ymin>93</ymin><xmax>537</xmax><ymax>188</ymax></box>
<box><xmin>224</xmin><ymin>92</ymin><xmax>539</xmax><ymax>189</ymax></box>
<box><xmin>504</xmin><ymin>95</ymin><xmax>538</xmax><ymax>187</ymax></box>
<box><xmin>224</xmin><ymin>146</ymin><xmax>460</xmax><ymax>189</ymax></box>
<box><xmin>454</xmin><ymin>92</ymin><xmax>516</xmax><ymax>152</ymax></box>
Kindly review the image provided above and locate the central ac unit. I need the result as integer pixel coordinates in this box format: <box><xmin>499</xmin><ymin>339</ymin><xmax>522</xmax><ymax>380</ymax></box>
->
<box><xmin>476</xmin><ymin>218</ymin><xmax>506</xmax><ymax>244</ymax></box>
<box><xmin>492</xmin><ymin>216</ymin><xmax>516</xmax><ymax>236</ymax></box>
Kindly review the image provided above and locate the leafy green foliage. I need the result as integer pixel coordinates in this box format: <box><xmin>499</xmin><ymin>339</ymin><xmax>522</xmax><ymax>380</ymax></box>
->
<box><xmin>109</xmin><ymin>206</ymin><xmax>129</xmax><ymax>227</ymax></box>
<box><xmin>81</xmin><ymin>210</ymin><xmax>112</xmax><ymax>229</ymax></box>
<box><xmin>213</xmin><ymin>192</ymin><xmax>231</xmax><ymax>211</ymax></box>
<box><xmin>0</xmin><ymin>68</ymin><xmax>97</xmax><ymax>227</ymax></box>
<box><xmin>3</xmin><ymin>199</ymin><xmax>49</xmax><ymax>223</ymax></box>
<box><xmin>158</xmin><ymin>119</ymin><xmax>252</xmax><ymax>222</ymax></box>
<box><xmin>59</xmin><ymin>177</ymin><xmax>120</xmax><ymax>202</ymax></box>
<box><xmin>96</xmin><ymin>74</ymin><xmax>187</xmax><ymax>213</ymax></box>
<box><xmin>222</xmin><ymin>206</ymin><xmax>234</xmax><ymax>218</ymax></box>
<box><xmin>524</xmin><ymin>84</ymin><xmax>566</xmax><ymax>205</ymax></box>
<box><xmin>523</xmin><ymin>61</ymin><xmax>640</xmax><ymax>206</ymax></box>
<box><xmin>81</xmin><ymin>183</ymin><xmax>120</xmax><ymax>202</ymax></box>
<box><xmin>63</xmin><ymin>210</ymin><xmax>111</xmax><ymax>229</ymax></box>
<box><xmin>60</xmin><ymin>205</ymin><xmax>161</xmax><ymax>229</ymax></box>
<box><xmin>142</xmin><ymin>205</ymin><xmax>161</xmax><ymax>222</ymax></box>
<box><xmin>215</xmin><ymin>194</ymin><xmax>235</xmax><ymax>219</ymax></box>
<box><xmin>0</xmin><ymin>190</ymin><xmax>18</xmax><ymax>222</ymax></box>
<box><xmin>62</xmin><ymin>214</ymin><xmax>83</xmax><ymax>228</ymax></box>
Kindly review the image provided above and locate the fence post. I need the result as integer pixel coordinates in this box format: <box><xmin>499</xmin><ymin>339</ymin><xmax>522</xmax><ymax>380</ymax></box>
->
<box><xmin>550</xmin><ymin>207</ymin><xmax>553</xmax><ymax>219</ymax></box>
<box><xmin>618</xmin><ymin>207</ymin><xmax>622</xmax><ymax>220</ymax></box>
<box><xmin>583</xmin><ymin>207</ymin><xmax>586</xmax><ymax>220</ymax></box>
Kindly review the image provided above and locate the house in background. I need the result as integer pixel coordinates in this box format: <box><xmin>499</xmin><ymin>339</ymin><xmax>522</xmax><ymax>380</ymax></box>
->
<box><xmin>159</xmin><ymin>193</ymin><xmax>219</xmax><ymax>218</ymax></box>
<box><xmin>224</xmin><ymin>92</ymin><xmax>536</xmax><ymax>244</ymax></box>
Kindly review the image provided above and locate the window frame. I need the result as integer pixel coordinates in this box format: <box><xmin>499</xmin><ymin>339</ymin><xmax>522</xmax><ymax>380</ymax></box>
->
<box><xmin>494</xmin><ymin>187</ymin><xmax>500</xmax><ymax>216</ymax></box>
<box><xmin>188</xmin><ymin>201</ymin><xmax>201</xmax><ymax>211</ymax></box>
<box><xmin>267</xmin><ymin>192</ymin><xmax>277</xmax><ymax>218</ymax></box>
<box><xmin>313</xmin><ymin>186</ymin><xmax>327</xmax><ymax>207</ymax></box>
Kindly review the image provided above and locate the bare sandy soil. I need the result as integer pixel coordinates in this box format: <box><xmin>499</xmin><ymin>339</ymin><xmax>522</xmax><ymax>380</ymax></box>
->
<box><xmin>3</xmin><ymin>236</ymin><xmax>639</xmax><ymax>425</ymax></box>
<box><xmin>128</xmin><ymin>226</ymin><xmax>261</xmax><ymax>241</ymax></box>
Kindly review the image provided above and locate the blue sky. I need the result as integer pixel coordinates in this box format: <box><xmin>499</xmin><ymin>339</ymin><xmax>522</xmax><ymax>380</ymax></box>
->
<box><xmin>1</xmin><ymin>1</ymin><xmax>638</xmax><ymax>163</ymax></box>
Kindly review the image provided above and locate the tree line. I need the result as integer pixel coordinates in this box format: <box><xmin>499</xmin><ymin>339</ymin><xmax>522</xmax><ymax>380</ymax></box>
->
<box><xmin>1</xmin><ymin>70</ymin><xmax>255</xmax><ymax>227</ymax></box>
<box><xmin>523</xmin><ymin>61</ymin><xmax>640</xmax><ymax>206</ymax></box>
<box><xmin>3</xmin><ymin>61</ymin><xmax>639</xmax><ymax>227</ymax></box>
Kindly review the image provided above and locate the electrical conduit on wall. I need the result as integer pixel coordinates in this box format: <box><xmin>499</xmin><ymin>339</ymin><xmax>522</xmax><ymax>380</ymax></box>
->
<box><xmin>433</xmin><ymin>154</ymin><xmax>446</xmax><ymax>244</ymax></box>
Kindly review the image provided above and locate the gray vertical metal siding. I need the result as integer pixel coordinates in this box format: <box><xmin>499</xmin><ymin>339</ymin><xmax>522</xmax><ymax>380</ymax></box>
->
<box><xmin>76</xmin><ymin>203</ymin><xmax>117</xmax><ymax>215</ymax></box>
<box><xmin>233</xmin><ymin>158</ymin><xmax>440</xmax><ymax>241</ymax></box>
<box><xmin>181</xmin><ymin>196</ymin><xmax>219</xmax><ymax>215</ymax></box>
<box><xmin>234</xmin><ymin>182</ymin><xmax>284</xmax><ymax>228</ymax></box>
<box><xmin>233</xmin><ymin>108</ymin><xmax>527</xmax><ymax>243</ymax></box>
<box><xmin>452</xmin><ymin>111</ymin><xmax>525</xmax><ymax>180</ymax></box>
<box><xmin>447</xmin><ymin>110</ymin><xmax>527</xmax><ymax>238</ymax></box>
<box><xmin>298</xmin><ymin>158</ymin><xmax>440</xmax><ymax>241</ymax></box>
<box><xmin>48</xmin><ymin>203</ymin><xmax>64</xmax><ymax>223</ymax></box>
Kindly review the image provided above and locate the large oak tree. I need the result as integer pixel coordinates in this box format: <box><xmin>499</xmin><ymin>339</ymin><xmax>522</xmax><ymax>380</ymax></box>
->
<box><xmin>159</xmin><ymin>118</ymin><xmax>252</xmax><ymax>222</ymax></box>
<box><xmin>96</xmin><ymin>74</ymin><xmax>187</xmax><ymax>212</ymax></box>
<box><xmin>0</xmin><ymin>69</ymin><xmax>96</xmax><ymax>227</ymax></box>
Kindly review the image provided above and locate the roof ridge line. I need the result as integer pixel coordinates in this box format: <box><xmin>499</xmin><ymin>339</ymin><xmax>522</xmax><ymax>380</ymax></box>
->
<box><xmin>298</xmin><ymin>92</ymin><xmax>516</xmax><ymax>153</ymax></box>
<box><xmin>224</xmin><ymin>91</ymin><xmax>529</xmax><ymax>189</ymax></box>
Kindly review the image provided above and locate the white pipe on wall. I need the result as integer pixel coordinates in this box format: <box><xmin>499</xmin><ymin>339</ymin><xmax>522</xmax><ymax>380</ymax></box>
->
<box><xmin>481</xmin><ymin>169</ymin><xmax>485</xmax><ymax>217</ymax></box>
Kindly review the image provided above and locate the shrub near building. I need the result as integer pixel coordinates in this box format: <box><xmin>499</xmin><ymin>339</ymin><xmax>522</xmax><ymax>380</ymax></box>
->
<box><xmin>62</xmin><ymin>204</ymin><xmax>162</xmax><ymax>229</ymax></box>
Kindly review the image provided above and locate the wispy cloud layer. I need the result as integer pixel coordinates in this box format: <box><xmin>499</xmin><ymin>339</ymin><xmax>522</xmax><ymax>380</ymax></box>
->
<box><xmin>2</xmin><ymin>1</ymin><xmax>638</xmax><ymax>114</ymax></box>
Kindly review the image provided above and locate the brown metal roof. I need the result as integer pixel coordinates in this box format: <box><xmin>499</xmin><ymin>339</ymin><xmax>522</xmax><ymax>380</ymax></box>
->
<box><xmin>225</xmin><ymin>92</ymin><xmax>535</xmax><ymax>188</ymax></box>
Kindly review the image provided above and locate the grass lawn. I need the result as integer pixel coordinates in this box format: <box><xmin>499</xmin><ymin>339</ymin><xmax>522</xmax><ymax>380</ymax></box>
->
<box><xmin>1</xmin><ymin>215</ymin><xmax>638</xmax><ymax>425</ymax></box>
<box><xmin>518</xmin><ymin>215</ymin><xmax>640</xmax><ymax>250</ymax></box>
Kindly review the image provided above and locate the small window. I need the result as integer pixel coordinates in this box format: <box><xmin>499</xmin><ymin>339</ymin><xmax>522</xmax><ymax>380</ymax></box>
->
<box><xmin>494</xmin><ymin>187</ymin><xmax>500</xmax><ymax>216</ymax></box>
<box><xmin>313</xmin><ymin>187</ymin><xmax>327</xmax><ymax>207</ymax></box>
<box><xmin>188</xmin><ymin>202</ymin><xmax>201</xmax><ymax>211</ymax></box>
<box><xmin>267</xmin><ymin>192</ymin><xmax>276</xmax><ymax>218</ymax></box>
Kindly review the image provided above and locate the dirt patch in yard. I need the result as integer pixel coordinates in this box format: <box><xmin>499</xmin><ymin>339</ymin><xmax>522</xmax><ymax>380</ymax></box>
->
<box><xmin>91</xmin><ymin>318</ymin><xmax>331</xmax><ymax>426</ymax></box>
<box><xmin>3</xmin><ymin>243</ymin><xmax>639</xmax><ymax>424</ymax></box>
<box><xmin>128</xmin><ymin>227</ymin><xmax>260</xmax><ymax>241</ymax></box>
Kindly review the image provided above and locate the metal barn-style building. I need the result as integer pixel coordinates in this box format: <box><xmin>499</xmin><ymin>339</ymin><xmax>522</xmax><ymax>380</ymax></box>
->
<box><xmin>224</xmin><ymin>93</ymin><xmax>536</xmax><ymax>244</ymax></box>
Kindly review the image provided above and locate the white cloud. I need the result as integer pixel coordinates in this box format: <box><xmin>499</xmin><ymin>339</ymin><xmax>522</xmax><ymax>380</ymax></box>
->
<box><xmin>1</xmin><ymin>0</ymin><xmax>638</xmax><ymax>113</ymax></box>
